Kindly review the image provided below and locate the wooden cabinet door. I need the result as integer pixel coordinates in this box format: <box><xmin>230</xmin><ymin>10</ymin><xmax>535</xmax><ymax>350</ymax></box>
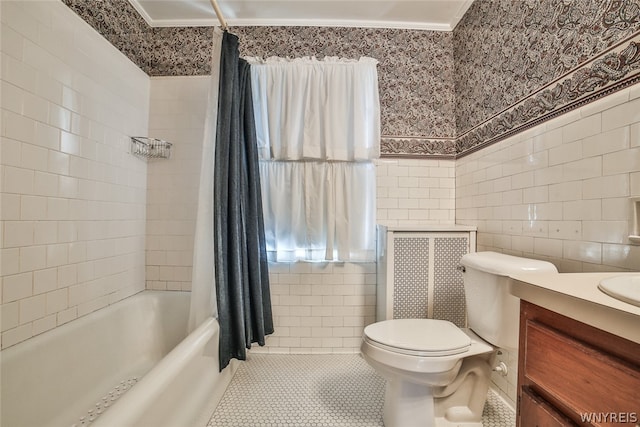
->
<box><xmin>520</xmin><ymin>387</ymin><xmax>577</xmax><ymax>427</ymax></box>
<box><xmin>517</xmin><ymin>302</ymin><xmax>640</xmax><ymax>427</ymax></box>
<box><xmin>522</xmin><ymin>320</ymin><xmax>640</xmax><ymax>417</ymax></box>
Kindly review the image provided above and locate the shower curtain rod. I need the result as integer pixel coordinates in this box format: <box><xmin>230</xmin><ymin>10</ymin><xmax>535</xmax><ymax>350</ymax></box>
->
<box><xmin>209</xmin><ymin>0</ymin><xmax>229</xmax><ymax>31</ymax></box>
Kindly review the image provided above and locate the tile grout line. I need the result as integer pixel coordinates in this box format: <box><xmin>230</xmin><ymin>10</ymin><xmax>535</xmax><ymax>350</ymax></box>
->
<box><xmin>208</xmin><ymin>354</ymin><xmax>515</xmax><ymax>427</ymax></box>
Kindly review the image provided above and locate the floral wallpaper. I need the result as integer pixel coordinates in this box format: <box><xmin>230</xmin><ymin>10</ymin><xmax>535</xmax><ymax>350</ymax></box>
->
<box><xmin>454</xmin><ymin>0</ymin><xmax>640</xmax><ymax>134</ymax></box>
<box><xmin>456</xmin><ymin>35</ymin><xmax>640</xmax><ymax>155</ymax></box>
<box><xmin>63</xmin><ymin>0</ymin><xmax>640</xmax><ymax>157</ymax></box>
<box><xmin>62</xmin><ymin>0</ymin><xmax>457</xmax><ymax>149</ymax></box>
<box><xmin>62</xmin><ymin>0</ymin><xmax>150</xmax><ymax>69</ymax></box>
<box><xmin>61</xmin><ymin>0</ymin><xmax>215</xmax><ymax>75</ymax></box>
<box><xmin>232</xmin><ymin>27</ymin><xmax>456</xmax><ymax>143</ymax></box>
<box><xmin>453</xmin><ymin>0</ymin><xmax>640</xmax><ymax>155</ymax></box>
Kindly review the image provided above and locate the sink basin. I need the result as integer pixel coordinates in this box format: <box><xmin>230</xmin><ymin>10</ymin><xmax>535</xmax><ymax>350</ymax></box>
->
<box><xmin>598</xmin><ymin>275</ymin><xmax>640</xmax><ymax>307</ymax></box>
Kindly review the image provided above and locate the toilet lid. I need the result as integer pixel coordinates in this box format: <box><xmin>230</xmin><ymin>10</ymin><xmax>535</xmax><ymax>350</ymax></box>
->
<box><xmin>364</xmin><ymin>319</ymin><xmax>471</xmax><ymax>356</ymax></box>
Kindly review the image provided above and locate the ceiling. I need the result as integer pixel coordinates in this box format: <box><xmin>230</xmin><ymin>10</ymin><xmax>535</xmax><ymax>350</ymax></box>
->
<box><xmin>128</xmin><ymin>0</ymin><xmax>474</xmax><ymax>30</ymax></box>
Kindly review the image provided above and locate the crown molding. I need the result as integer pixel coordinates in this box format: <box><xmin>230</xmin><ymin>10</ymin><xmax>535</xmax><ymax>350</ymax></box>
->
<box><xmin>127</xmin><ymin>0</ymin><xmax>456</xmax><ymax>31</ymax></box>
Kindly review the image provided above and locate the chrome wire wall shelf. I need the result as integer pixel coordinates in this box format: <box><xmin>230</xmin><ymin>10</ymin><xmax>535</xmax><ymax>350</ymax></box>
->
<box><xmin>131</xmin><ymin>137</ymin><xmax>172</xmax><ymax>159</ymax></box>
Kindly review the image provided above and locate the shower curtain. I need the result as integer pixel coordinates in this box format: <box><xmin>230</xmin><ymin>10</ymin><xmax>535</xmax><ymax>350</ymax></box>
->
<box><xmin>214</xmin><ymin>32</ymin><xmax>273</xmax><ymax>371</ymax></box>
<box><xmin>188</xmin><ymin>28</ymin><xmax>223</xmax><ymax>333</ymax></box>
<box><xmin>190</xmin><ymin>30</ymin><xmax>272</xmax><ymax>371</ymax></box>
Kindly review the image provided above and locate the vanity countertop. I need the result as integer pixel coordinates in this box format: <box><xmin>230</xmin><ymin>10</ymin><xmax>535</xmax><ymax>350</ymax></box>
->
<box><xmin>508</xmin><ymin>272</ymin><xmax>640</xmax><ymax>345</ymax></box>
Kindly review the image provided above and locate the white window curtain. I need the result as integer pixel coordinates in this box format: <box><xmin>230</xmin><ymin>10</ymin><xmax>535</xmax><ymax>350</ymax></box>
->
<box><xmin>249</xmin><ymin>57</ymin><xmax>380</xmax><ymax>161</ymax></box>
<box><xmin>247</xmin><ymin>56</ymin><xmax>380</xmax><ymax>262</ymax></box>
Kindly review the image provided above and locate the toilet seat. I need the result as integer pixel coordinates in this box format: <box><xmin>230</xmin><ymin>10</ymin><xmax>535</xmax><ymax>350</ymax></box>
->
<box><xmin>364</xmin><ymin>319</ymin><xmax>471</xmax><ymax>357</ymax></box>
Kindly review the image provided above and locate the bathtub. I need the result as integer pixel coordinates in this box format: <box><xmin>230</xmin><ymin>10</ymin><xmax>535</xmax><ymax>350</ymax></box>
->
<box><xmin>1</xmin><ymin>290</ymin><xmax>238</xmax><ymax>427</ymax></box>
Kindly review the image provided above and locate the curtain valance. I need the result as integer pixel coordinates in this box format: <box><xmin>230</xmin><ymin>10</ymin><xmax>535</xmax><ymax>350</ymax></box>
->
<box><xmin>247</xmin><ymin>56</ymin><xmax>380</xmax><ymax>161</ymax></box>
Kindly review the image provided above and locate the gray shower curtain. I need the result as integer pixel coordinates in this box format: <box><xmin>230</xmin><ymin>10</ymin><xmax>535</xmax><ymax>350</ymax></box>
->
<box><xmin>214</xmin><ymin>31</ymin><xmax>273</xmax><ymax>371</ymax></box>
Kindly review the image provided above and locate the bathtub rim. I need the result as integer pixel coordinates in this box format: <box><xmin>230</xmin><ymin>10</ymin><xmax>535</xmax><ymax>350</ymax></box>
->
<box><xmin>0</xmin><ymin>290</ymin><xmax>232</xmax><ymax>427</ymax></box>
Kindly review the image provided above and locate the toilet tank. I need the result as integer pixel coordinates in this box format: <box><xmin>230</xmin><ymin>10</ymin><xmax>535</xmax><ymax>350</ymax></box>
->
<box><xmin>460</xmin><ymin>252</ymin><xmax>558</xmax><ymax>350</ymax></box>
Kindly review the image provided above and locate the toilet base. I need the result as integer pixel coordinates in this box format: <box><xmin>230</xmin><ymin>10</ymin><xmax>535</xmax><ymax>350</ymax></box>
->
<box><xmin>379</xmin><ymin>356</ymin><xmax>493</xmax><ymax>427</ymax></box>
<box><xmin>383</xmin><ymin>379</ymin><xmax>434</xmax><ymax>427</ymax></box>
<box><xmin>381</xmin><ymin>380</ymin><xmax>485</xmax><ymax>427</ymax></box>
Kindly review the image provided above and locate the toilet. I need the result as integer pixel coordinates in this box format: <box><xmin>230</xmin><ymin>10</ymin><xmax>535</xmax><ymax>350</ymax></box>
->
<box><xmin>361</xmin><ymin>251</ymin><xmax>558</xmax><ymax>427</ymax></box>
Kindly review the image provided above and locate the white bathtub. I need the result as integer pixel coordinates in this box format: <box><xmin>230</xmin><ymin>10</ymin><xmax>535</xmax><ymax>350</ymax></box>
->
<box><xmin>1</xmin><ymin>290</ymin><xmax>238</xmax><ymax>427</ymax></box>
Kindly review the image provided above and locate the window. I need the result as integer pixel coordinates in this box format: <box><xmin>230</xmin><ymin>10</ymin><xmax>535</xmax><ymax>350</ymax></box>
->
<box><xmin>249</xmin><ymin>56</ymin><xmax>380</xmax><ymax>262</ymax></box>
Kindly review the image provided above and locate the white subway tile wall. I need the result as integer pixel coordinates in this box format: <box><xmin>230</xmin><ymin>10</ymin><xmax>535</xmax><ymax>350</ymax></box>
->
<box><xmin>146</xmin><ymin>76</ymin><xmax>210</xmax><ymax>291</ymax></box>
<box><xmin>376</xmin><ymin>158</ymin><xmax>456</xmax><ymax>226</ymax></box>
<box><xmin>0</xmin><ymin>1</ymin><xmax>150</xmax><ymax>348</ymax></box>
<box><xmin>456</xmin><ymin>85</ymin><xmax>640</xmax><ymax>406</ymax></box>
<box><xmin>254</xmin><ymin>158</ymin><xmax>456</xmax><ymax>353</ymax></box>
<box><xmin>456</xmin><ymin>87</ymin><xmax>640</xmax><ymax>273</ymax></box>
<box><xmin>252</xmin><ymin>262</ymin><xmax>377</xmax><ymax>353</ymax></box>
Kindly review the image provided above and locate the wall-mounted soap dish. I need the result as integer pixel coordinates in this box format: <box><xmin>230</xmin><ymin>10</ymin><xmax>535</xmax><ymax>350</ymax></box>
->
<box><xmin>629</xmin><ymin>197</ymin><xmax>640</xmax><ymax>244</ymax></box>
<box><xmin>131</xmin><ymin>137</ymin><xmax>172</xmax><ymax>160</ymax></box>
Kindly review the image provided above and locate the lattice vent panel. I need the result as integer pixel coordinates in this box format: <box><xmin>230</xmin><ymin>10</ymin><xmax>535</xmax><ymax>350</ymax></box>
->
<box><xmin>392</xmin><ymin>237</ymin><xmax>429</xmax><ymax>319</ymax></box>
<box><xmin>433</xmin><ymin>237</ymin><xmax>468</xmax><ymax>327</ymax></box>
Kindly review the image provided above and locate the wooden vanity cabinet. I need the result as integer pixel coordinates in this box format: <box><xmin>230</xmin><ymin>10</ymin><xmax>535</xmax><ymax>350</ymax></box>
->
<box><xmin>517</xmin><ymin>301</ymin><xmax>640</xmax><ymax>427</ymax></box>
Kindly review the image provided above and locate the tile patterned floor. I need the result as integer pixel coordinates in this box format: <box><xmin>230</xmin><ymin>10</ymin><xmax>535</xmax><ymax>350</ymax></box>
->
<box><xmin>481</xmin><ymin>390</ymin><xmax>516</xmax><ymax>427</ymax></box>
<box><xmin>208</xmin><ymin>354</ymin><xmax>515</xmax><ymax>427</ymax></box>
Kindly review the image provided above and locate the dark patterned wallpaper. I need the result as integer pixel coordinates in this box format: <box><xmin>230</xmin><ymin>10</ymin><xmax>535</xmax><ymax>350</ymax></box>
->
<box><xmin>454</xmin><ymin>0</ymin><xmax>640</xmax><ymax>155</ymax></box>
<box><xmin>63</xmin><ymin>0</ymin><xmax>640</xmax><ymax>157</ymax></box>
<box><xmin>62</xmin><ymin>0</ymin><xmax>215</xmax><ymax>75</ymax></box>
<box><xmin>62</xmin><ymin>0</ymin><xmax>456</xmax><ymax>147</ymax></box>
<box><xmin>454</xmin><ymin>0</ymin><xmax>640</xmax><ymax>135</ymax></box>
<box><xmin>232</xmin><ymin>27</ymin><xmax>456</xmax><ymax>142</ymax></box>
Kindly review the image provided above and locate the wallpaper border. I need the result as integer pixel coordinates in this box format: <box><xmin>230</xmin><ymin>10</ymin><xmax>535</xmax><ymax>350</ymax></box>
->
<box><xmin>453</xmin><ymin>32</ymin><xmax>640</xmax><ymax>158</ymax></box>
<box><xmin>380</xmin><ymin>137</ymin><xmax>456</xmax><ymax>159</ymax></box>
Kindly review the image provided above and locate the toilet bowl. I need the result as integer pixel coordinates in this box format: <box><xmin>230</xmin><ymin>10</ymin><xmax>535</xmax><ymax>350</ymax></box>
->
<box><xmin>361</xmin><ymin>319</ymin><xmax>494</xmax><ymax>427</ymax></box>
<box><xmin>361</xmin><ymin>251</ymin><xmax>558</xmax><ymax>427</ymax></box>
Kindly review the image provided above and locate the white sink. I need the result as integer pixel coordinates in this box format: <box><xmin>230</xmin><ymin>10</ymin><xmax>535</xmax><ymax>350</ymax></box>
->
<box><xmin>598</xmin><ymin>275</ymin><xmax>640</xmax><ymax>307</ymax></box>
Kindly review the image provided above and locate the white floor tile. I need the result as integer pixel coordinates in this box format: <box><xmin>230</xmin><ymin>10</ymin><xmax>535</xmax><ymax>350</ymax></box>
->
<box><xmin>208</xmin><ymin>354</ymin><xmax>515</xmax><ymax>427</ymax></box>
